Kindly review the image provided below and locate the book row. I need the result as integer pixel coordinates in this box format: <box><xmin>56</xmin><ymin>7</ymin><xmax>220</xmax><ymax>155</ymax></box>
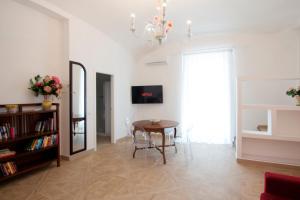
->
<box><xmin>0</xmin><ymin>162</ymin><xmax>17</xmax><ymax>176</ymax></box>
<box><xmin>26</xmin><ymin>135</ymin><xmax>58</xmax><ymax>151</ymax></box>
<box><xmin>35</xmin><ymin>118</ymin><xmax>56</xmax><ymax>133</ymax></box>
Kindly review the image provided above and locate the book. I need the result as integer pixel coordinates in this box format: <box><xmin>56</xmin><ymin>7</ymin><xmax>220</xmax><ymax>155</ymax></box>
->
<box><xmin>0</xmin><ymin>149</ymin><xmax>16</xmax><ymax>158</ymax></box>
<box><xmin>0</xmin><ymin>162</ymin><xmax>17</xmax><ymax>176</ymax></box>
<box><xmin>0</xmin><ymin>123</ymin><xmax>16</xmax><ymax>140</ymax></box>
<box><xmin>34</xmin><ymin>118</ymin><xmax>55</xmax><ymax>133</ymax></box>
<box><xmin>9</xmin><ymin>127</ymin><xmax>15</xmax><ymax>139</ymax></box>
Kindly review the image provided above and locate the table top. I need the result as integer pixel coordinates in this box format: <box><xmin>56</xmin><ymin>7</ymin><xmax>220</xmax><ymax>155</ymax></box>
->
<box><xmin>132</xmin><ymin>120</ymin><xmax>179</xmax><ymax>130</ymax></box>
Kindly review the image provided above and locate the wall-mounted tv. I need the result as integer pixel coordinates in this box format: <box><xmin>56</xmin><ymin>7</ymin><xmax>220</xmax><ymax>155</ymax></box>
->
<box><xmin>131</xmin><ymin>85</ymin><xmax>163</xmax><ymax>104</ymax></box>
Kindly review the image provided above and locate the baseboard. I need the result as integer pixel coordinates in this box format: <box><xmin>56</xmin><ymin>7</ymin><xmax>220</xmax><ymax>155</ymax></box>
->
<box><xmin>60</xmin><ymin>149</ymin><xmax>96</xmax><ymax>161</ymax></box>
<box><xmin>97</xmin><ymin>134</ymin><xmax>111</xmax><ymax>137</ymax></box>
<box><xmin>237</xmin><ymin>158</ymin><xmax>300</xmax><ymax>170</ymax></box>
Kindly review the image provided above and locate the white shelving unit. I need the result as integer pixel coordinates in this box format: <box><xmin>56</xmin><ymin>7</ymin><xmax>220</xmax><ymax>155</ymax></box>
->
<box><xmin>237</xmin><ymin>77</ymin><xmax>300</xmax><ymax>166</ymax></box>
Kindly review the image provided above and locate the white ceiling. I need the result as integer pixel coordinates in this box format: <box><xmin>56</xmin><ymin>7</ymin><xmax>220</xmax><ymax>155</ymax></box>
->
<box><xmin>46</xmin><ymin>0</ymin><xmax>300</xmax><ymax>53</ymax></box>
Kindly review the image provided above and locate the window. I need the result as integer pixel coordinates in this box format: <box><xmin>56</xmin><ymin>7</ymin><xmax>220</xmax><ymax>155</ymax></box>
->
<box><xmin>182</xmin><ymin>49</ymin><xmax>235</xmax><ymax>144</ymax></box>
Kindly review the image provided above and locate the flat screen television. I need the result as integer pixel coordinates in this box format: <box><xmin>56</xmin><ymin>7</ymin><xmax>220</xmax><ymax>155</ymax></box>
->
<box><xmin>131</xmin><ymin>85</ymin><xmax>163</xmax><ymax>104</ymax></box>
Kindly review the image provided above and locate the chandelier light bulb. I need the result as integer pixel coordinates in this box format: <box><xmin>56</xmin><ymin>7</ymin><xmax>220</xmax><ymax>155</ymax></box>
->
<box><xmin>162</xmin><ymin>2</ymin><xmax>167</xmax><ymax>8</ymax></box>
<box><xmin>130</xmin><ymin>13</ymin><xmax>136</xmax><ymax>33</ymax></box>
<box><xmin>130</xmin><ymin>13</ymin><xmax>136</xmax><ymax>18</ymax></box>
<box><xmin>187</xmin><ymin>20</ymin><xmax>192</xmax><ymax>38</ymax></box>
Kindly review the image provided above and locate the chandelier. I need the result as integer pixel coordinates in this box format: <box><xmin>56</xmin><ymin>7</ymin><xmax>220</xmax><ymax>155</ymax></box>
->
<box><xmin>130</xmin><ymin>0</ymin><xmax>192</xmax><ymax>45</ymax></box>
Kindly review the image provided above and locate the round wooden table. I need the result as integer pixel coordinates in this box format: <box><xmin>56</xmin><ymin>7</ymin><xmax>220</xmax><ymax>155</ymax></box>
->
<box><xmin>132</xmin><ymin>120</ymin><xmax>179</xmax><ymax>164</ymax></box>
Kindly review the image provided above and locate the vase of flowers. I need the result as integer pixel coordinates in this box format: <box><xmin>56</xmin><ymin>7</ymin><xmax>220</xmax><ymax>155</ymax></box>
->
<box><xmin>29</xmin><ymin>75</ymin><xmax>63</xmax><ymax>110</ymax></box>
<box><xmin>286</xmin><ymin>87</ymin><xmax>300</xmax><ymax>106</ymax></box>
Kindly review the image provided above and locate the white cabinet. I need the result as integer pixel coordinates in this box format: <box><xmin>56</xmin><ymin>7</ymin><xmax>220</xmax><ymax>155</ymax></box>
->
<box><xmin>237</xmin><ymin>77</ymin><xmax>300</xmax><ymax>166</ymax></box>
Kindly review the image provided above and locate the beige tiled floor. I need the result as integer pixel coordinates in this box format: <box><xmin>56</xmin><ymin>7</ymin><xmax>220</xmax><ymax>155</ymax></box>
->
<box><xmin>97</xmin><ymin>135</ymin><xmax>111</xmax><ymax>145</ymax></box>
<box><xmin>1</xmin><ymin>139</ymin><xmax>300</xmax><ymax>200</ymax></box>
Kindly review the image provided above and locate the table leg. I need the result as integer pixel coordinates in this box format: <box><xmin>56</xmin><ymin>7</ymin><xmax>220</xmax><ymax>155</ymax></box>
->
<box><xmin>173</xmin><ymin>128</ymin><xmax>178</xmax><ymax>153</ymax></box>
<box><xmin>174</xmin><ymin>127</ymin><xmax>177</xmax><ymax>138</ymax></box>
<box><xmin>133</xmin><ymin>129</ymin><xmax>137</xmax><ymax>158</ymax></box>
<box><xmin>162</xmin><ymin>129</ymin><xmax>166</xmax><ymax>164</ymax></box>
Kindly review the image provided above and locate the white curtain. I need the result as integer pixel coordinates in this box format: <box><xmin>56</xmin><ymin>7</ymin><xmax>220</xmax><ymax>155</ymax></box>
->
<box><xmin>182</xmin><ymin>50</ymin><xmax>233</xmax><ymax>144</ymax></box>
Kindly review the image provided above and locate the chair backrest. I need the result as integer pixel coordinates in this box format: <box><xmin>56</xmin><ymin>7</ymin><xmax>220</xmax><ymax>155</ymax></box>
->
<box><xmin>181</xmin><ymin>123</ymin><xmax>194</xmax><ymax>141</ymax></box>
<box><xmin>125</xmin><ymin>117</ymin><xmax>133</xmax><ymax>136</ymax></box>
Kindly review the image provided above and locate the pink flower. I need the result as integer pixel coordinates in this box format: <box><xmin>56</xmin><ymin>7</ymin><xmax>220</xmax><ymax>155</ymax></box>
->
<box><xmin>51</xmin><ymin>84</ymin><xmax>57</xmax><ymax>90</ymax></box>
<box><xmin>44</xmin><ymin>76</ymin><xmax>51</xmax><ymax>83</ymax></box>
<box><xmin>56</xmin><ymin>89</ymin><xmax>61</xmax><ymax>95</ymax></box>
<box><xmin>166</xmin><ymin>20</ymin><xmax>173</xmax><ymax>29</ymax></box>
<box><xmin>52</xmin><ymin>76</ymin><xmax>61</xmax><ymax>84</ymax></box>
<box><xmin>44</xmin><ymin>86</ymin><xmax>52</xmax><ymax>93</ymax></box>
<box><xmin>35</xmin><ymin>82</ymin><xmax>43</xmax><ymax>87</ymax></box>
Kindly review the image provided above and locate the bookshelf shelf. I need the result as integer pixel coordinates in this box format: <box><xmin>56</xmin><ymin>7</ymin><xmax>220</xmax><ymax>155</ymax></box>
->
<box><xmin>0</xmin><ymin>112</ymin><xmax>22</xmax><ymax>117</ymax></box>
<box><xmin>0</xmin><ymin>155</ymin><xmax>16</xmax><ymax>162</ymax></box>
<box><xmin>0</xmin><ymin>144</ymin><xmax>58</xmax><ymax>162</ymax></box>
<box><xmin>18</xmin><ymin>144</ymin><xmax>58</xmax><ymax>158</ymax></box>
<box><xmin>0</xmin><ymin>131</ymin><xmax>58</xmax><ymax>146</ymax></box>
<box><xmin>0</xmin><ymin>103</ymin><xmax>60</xmax><ymax>182</ymax></box>
<box><xmin>0</xmin><ymin>110</ymin><xmax>56</xmax><ymax>117</ymax></box>
<box><xmin>22</xmin><ymin>110</ymin><xmax>57</xmax><ymax>115</ymax></box>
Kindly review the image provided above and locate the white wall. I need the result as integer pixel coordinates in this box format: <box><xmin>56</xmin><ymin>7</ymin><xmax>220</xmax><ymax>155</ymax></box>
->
<box><xmin>132</xmin><ymin>30</ymin><xmax>300</xmax><ymax>132</ymax></box>
<box><xmin>0</xmin><ymin>0</ymin><xmax>69</xmax><ymax>154</ymax></box>
<box><xmin>0</xmin><ymin>0</ymin><xmax>134</xmax><ymax>156</ymax></box>
<box><xmin>0</xmin><ymin>0</ymin><xmax>66</xmax><ymax>103</ymax></box>
<box><xmin>29</xmin><ymin>0</ymin><xmax>134</xmax><ymax>154</ymax></box>
<box><xmin>68</xmin><ymin>17</ymin><xmax>133</xmax><ymax>150</ymax></box>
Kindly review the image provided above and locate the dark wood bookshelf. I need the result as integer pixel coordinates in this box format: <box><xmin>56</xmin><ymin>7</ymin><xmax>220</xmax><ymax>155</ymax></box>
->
<box><xmin>0</xmin><ymin>103</ymin><xmax>60</xmax><ymax>182</ymax></box>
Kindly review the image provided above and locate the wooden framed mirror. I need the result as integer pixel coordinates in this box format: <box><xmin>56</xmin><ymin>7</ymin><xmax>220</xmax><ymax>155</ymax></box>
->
<box><xmin>69</xmin><ymin>61</ymin><xmax>87</xmax><ymax>155</ymax></box>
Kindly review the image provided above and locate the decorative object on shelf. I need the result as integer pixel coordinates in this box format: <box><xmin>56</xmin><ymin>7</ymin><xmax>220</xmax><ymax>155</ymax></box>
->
<box><xmin>42</xmin><ymin>95</ymin><xmax>53</xmax><ymax>110</ymax></box>
<box><xmin>5</xmin><ymin>104</ymin><xmax>18</xmax><ymax>113</ymax></box>
<box><xmin>150</xmin><ymin>119</ymin><xmax>161</xmax><ymax>125</ymax></box>
<box><xmin>296</xmin><ymin>95</ymin><xmax>300</xmax><ymax>106</ymax></box>
<box><xmin>257</xmin><ymin>124</ymin><xmax>268</xmax><ymax>132</ymax></box>
<box><xmin>286</xmin><ymin>86</ymin><xmax>300</xmax><ymax>106</ymax></box>
<box><xmin>130</xmin><ymin>0</ymin><xmax>192</xmax><ymax>45</ymax></box>
<box><xmin>29</xmin><ymin>75</ymin><xmax>63</xmax><ymax>110</ymax></box>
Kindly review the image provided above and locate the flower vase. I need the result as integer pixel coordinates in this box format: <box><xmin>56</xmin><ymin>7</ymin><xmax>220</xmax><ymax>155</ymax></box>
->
<box><xmin>42</xmin><ymin>96</ymin><xmax>53</xmax><ymax>110</ymax></box>
<box><xmin>296</xmin><ymin>96</ymin><xmax>300</xmax><ymax>106</ymax></box>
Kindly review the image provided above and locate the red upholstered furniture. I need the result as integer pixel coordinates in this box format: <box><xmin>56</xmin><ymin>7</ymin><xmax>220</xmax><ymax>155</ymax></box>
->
<box><xmin>260</xmin><ymin>172</ymin><xmax>300</xmax><ymax>200</ymax></box>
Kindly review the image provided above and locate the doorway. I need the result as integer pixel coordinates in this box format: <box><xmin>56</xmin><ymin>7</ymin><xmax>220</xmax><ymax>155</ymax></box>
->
<box><xmin>182</xmin><ymin>49</ymin><xmax>235</xmax><ymax>144</ymax></box>
<box><xmin>96</xmin><ymin>73</ymin><xmax>112</xmax><ymax>147</ymax></box>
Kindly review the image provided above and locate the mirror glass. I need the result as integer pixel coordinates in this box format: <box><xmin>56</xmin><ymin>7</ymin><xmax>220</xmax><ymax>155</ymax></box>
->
<box><xmin>72</xmin><ymin>65</ymin><xmax>85</xmax><ymax>118</ymax></box>
<box><xmin>70</xmin><ymin>61</ymin><xmax>87</xmax><ymax>154</ymax></box>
